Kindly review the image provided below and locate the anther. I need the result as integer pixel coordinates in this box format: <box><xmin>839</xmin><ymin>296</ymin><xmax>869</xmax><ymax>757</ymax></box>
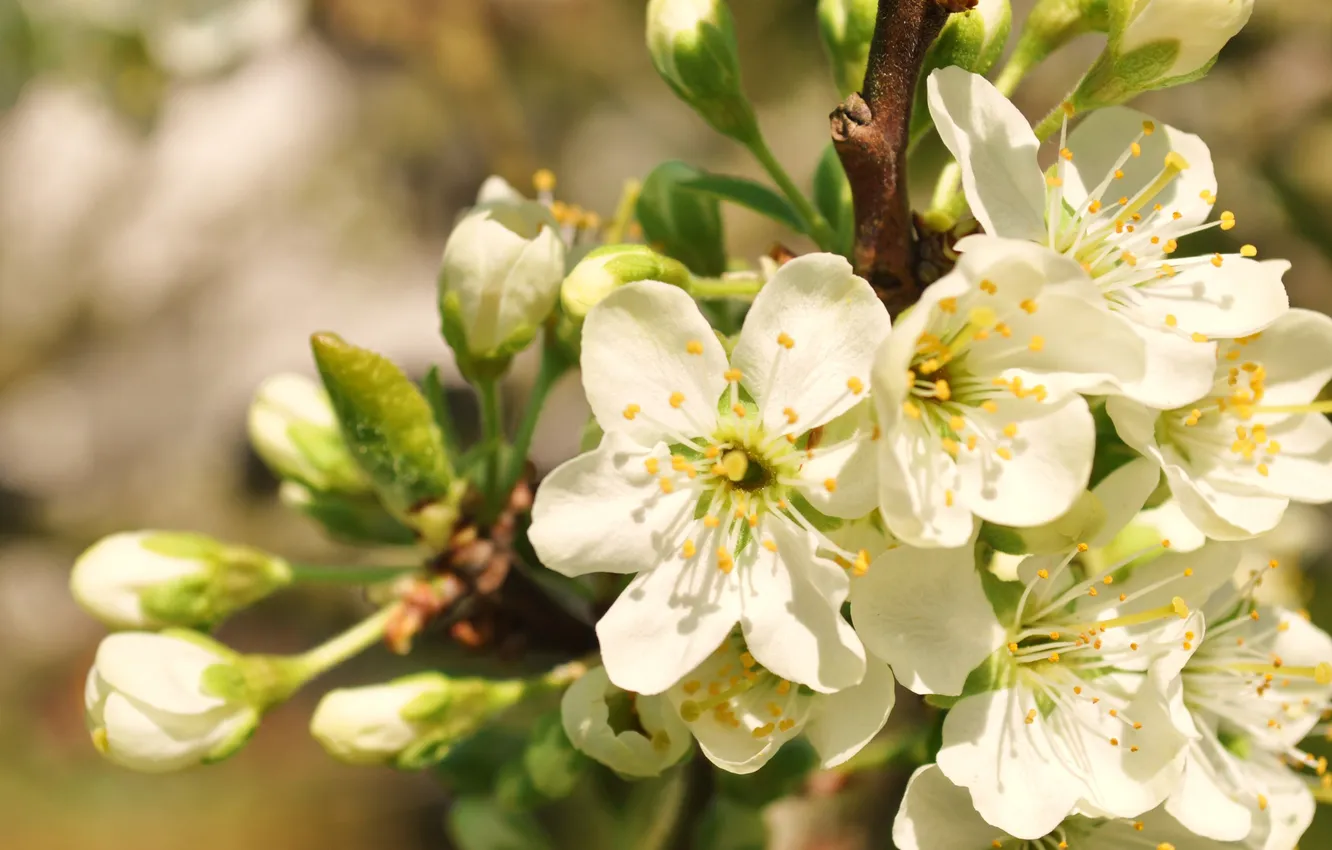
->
<box><xmin>724</xmin><ymin>368</ymin><xmax>743</xmax><ymax>382</ymax></box>
<box><xmin>847</xmin><ymin>376</ymin><xmax>864</xmax><ymax>395</ymax></box>
<box><xmin>686</xmin><ymin>340</ymin><xmax>704</xmax><ymax>355</ymax></box>
<box><xmin>721</xmin><ymin>450</ymin><xmax>749</xmax><ymax>483</ymax></box>
<box><xmin>669</xmin><ymin>391</ymin><xmax>685</xmax><ymax>408</ymax></box>
<box><xmin>623</xmin><ymin>403</ymin><xmax>641</xmax><ymax>420</ymax></box>
<box><xmin>777</xmin><ymin>332</ymin><xmax>794</xmax><ymax>349</ymax></box>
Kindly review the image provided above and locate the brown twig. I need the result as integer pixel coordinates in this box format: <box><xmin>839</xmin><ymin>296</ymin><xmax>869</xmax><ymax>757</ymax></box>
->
<box><xmin>831</xmin><ymin>0</ymin><xmax>975</xmax><ymax>317</ymax></box>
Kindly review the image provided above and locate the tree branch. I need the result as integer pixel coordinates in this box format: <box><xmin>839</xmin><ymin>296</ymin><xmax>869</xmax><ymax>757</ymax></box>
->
<box><xmin>830</xmin><ymin>0</ymin><xmax>975</xmax><ymax>317</ymax></box>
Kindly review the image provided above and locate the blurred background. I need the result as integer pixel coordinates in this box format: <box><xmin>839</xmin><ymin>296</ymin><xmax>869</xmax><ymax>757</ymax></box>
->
<box><xmin>1</xmin><ymin>1</ymin><xmax>1330</xmax><ymax>847</ymax></box>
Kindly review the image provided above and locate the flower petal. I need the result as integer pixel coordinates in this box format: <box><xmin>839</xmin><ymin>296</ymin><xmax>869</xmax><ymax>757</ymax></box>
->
<box><xmin>529</xmin><ymin>434</ymin><xmax>694</xmax><ymax>577</ymax></box>
<box><xmin>581</xmin><ymin>280</ymin><xmax>726</xmax><ymax>445</ymax></box>
<box><xmin>1166</xmin><ymin>737</ymin><xmax>1253</xmax><ymax>842</ymax></box>
<box><xmin>892</xmin><ymin>764</ymin><xmax>1009</xmax><ymax>850</ymax></box>
<box><xmin>95</xmin><ymin>633</ymin><xmax>227</xmax><ymax>715</ymax></box>
<box><xmin>936</xmin><ymin>688</ymin><xmax>1083</xmax><ymax>840</ymax></box>
<box><xmin>926</xmin><ymin>68</ymin><xmax>1046</xmax><ymax>242</ymax></box>
<box><xmin>796</xmin><ymin>401</ymin><xmax>879</xmax><ymax>519</ymax></box>
<box><xmin>1231</xmin><ymin>308</ymin><xmax>1332</xmax><ymax>406</ymax></box>
<box><xmin>1116</xmin><ymin>322</ymin><xmax>1217</xmax><ymax>409</ymax></box>
<box><xmin>852</xmin><ymin>542</ymin><xmax>1004</xmax><ymax>696</ymax></box>
<box><xmin>877</xmin><ymin>423</ymin><xmax>975</xmax><ymax>548</ymax></box>
<box><xmin>597</xmin><ymin>549</ymin><xmax>743</xmax><ymax>696</ymax></box>
<box><xmin>1064</xmin><ymin>107</ymin><xmax>1216</xmax><ymax>231</ymax></box>
<box><xmin>805</xmin><ymin>658</ymin><xmax>896</xmax><ymax>768</ymax></box>
<box><xmin>101</xmin><ymin>692</ymin><xmax>231</xmax><ymax>772</ymax></box>
<box><xmin>1206</xmin><ymin>412</ymin><xmax>1332</xmax><ymax>503</ymax></box>
<box><xmin>956</xmin><ymin>393</ymin><xmax>1095</xmax><ymax>528</ymax></box>
<box><xmin>740</xmin><ymin>520</ymin><xmax>866</xmax><ymax>693</ymax></box>
<box><xmin>1089</xmin><ymin>456</ymin><xmax>1163</xmax><ymax>548</ymax></box>
<box><xmin>729</xmin><ymin>253</ymin><xmax>889</xmax><ymax>434</ymax></box>
<box><xmin>1131</xmin><ymin>258</ymin><xmax>1288</xmax><ymax>339</ymax></box>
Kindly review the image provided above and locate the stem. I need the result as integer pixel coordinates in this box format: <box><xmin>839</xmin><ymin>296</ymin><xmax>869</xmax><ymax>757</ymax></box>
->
<box><xmin>476</xmin><ymin>377</ymin><xmax>505</xmax><ymax>515</ymax></box>
<box><xmin>294</xmin><ymin>603</ymin><xmax>399</xmax><ymax>680</ymax></box>
<box><xmin>499</xmin><ymin>344</ymin><xmax>574</xmax><ymax>499</ymax></box>
<box><xmin>745</xmin><ymin>134</ymin><xmax>839</xmax><ymax>251</ymax></box>
<box><xmin>831</xmin><ymin>0</ymin><xmax>974</xmax><ymax>317</ymax></box>
<box><xmin>1032</xmin><ymin>105</ymin><xmax>1066</xmax><ymax>142</ymax></box>
<box><xmin>690</xmin><ymin>274</ymin><xmax>765</xmax><ymax>300</ymax></box>
<box><xmin>605</xmin><ymin>179</ymin><xmax>642</xmax><ymax>244</ymax></box>
<box><xmin>288</xmin><ymin>563</ymin><xmax>419</xmax><ymax>584</ymax></box>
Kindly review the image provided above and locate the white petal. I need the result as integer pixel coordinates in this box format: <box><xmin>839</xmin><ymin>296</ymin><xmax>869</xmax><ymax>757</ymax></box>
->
<box><xmin>1247</xmin><ymin>757</ymin><xmax>1316</xmax><ymax>850</ymax></box>
<box><xmin>1064</xmin><ymin>107</ymin><xmax>1216</xmax><ymax>230</ymax></box>
<box><xmin>730</xmin><ymin>253</ymin><xmax>889</xmax><ymax>434</ymax></box>
<box><xmin>492</xmin><ymin>224</ymin><xmax>565</xmax><ymax>346</ymax></box>
<box><xmin>1116</xmin><ymin>322</ymin><xmax>1217</xmax><ymax>409</ymax></box>
<box><xmin>893</xmin><ymin>764</ymin><xmax>1006</xmax><ymax>850</ymax></box>
<box><xmin>95</xmin><ymin>632</ymin><xmax>227</xmax><ymax>715</ymax></box>
<box><xmin>955</xmin><ymin>394</ymin><xmax>1095</xmax><ymax>528</ymax></box>
<box><xmin>1168</xmin><ymin>462</ymin><xmax>1289</xmax><ymax>540</ymax></box>
<box><xmin>100</xmin><ymin>692</ymin><xmax>223</xmax><ymax>773</ymax></box>
<box><xmin>877</xmin><ymin>426</ymin><xmax>974</xmax><ymax>548</ymax></box>
<box><xmin>1089</xmin><ymin>457</ymin><xmax>1163</xmax><ymax>548</ymax></box>
<box><xmin>1206</xmin><ymin>413</ymin><xmax>1332</xmax><ymax>503</ymax></box>
<box><xmin>1121</xmin><ymin>0</ymin><xmax>1254</xmax><ymax>79</ymax></box>
<box><xmin>805</xmin><ymin>658</ymin><xmax>897</xmax><ymax>768</ymax></box>
<box><xmin>926</xmin><ymin>67</ymin><xmax>1046</xmax><ymax>242</ymax></box>
<box><xmin>560</xmin><ymin>667</ymin><xmax>689</xmax><ymax>778</ymax></box>
<box><xmin>796</xmin><ymin>402</ymin><xmax>879</xmax><ymax>519</ymax></box>
<box><xmin>936</xmin><ymin>688</ymin><xmax>1083</xmax><ymax>840</ymax></box>
<box><xmin>1131</xmin><ymin>258</ymin><xmax>1288</xmax><ymax>339</ymax></box>
<box><xmin>740</xmin><ymin>521</ymin><xmax>866</xmax><ymax>693</ymax></box>
<box><xmin>1233</xmin><ymin>308</ymin><xmax>1332</xmax><ymax>407</ymax></box>
<box><xmin>529</xmin><ymin>434</ymin><xmax>694</xmax><ymax>577</ymax></box>
<box><xmin>597</xmin><ymin>550</ymin><xmax>742</xmax><ymax>696</ymax></box>
<box><xmin>580</xmin><ymin>280</ymin><xmax>726</xmax><ymax>444</ymax></box>
<box><xmin>1265</xmin><ymin>607</ymin><xmax>1332</xmax><ymax>745</ymax></box>
<box><xmin>1166</xmin><ymin>739</ymin><xmax>1254</xmax><ymax>841</ymax></box>
<box><xmin>852</xmin><ymin>543</ymin><xmax>1004</xmax><ymax>696</ymax></box>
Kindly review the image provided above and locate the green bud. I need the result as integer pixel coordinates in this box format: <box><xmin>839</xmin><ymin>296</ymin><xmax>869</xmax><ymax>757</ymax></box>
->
<box><xmin>560</xmin><ymin>244</ymin><xmax>692</xmax><ymax>321</ymax></box>
<box><xmin>248</xmin><ymin>373</ymin><xmax>370</xmax><ymax>494</ymax></box>
<box><xmin>816</xmin><ymin>0</ymin><xmax>876</xmax><ymax>97</ymax></box>
<box><xmin>310</xmin><ymin>333</ymin><xmax>460</xmax><ymax>548</ymax></box>
<box><xmin>911</xmin><ymin>0</ymin><xmax>1012</xmax><ymax>144</ymax></box>
<box><xmin>636</xmin><ymin>160</ymin><xmax>727</xmax><ymax>277</ymax></box>
<box><xmin>71</xmin><ymin>531</ymin><xmax>291</xmax><ymax>630</ymax></box>
<box><xmin>311</xmin><ymin>672</ymin><xmax>532</xmax><ymax>770</ymax></box>
<box><xmin>646</xmin><ymin>0</ymin><xmax>759</xmax><ymax>144</ymax></box>
<box><xmin>278</xmin><ymin>482</ymin><xmax>418</xmax><ymax>546</ymax></box>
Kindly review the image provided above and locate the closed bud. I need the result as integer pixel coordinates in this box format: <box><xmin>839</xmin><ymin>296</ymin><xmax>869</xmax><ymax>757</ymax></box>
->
<box><xmin>911</xmin><ymin>0</ymin><xmax>1012</xmax><ymax>144</ymax></box>
<box><xmin>84</xmin><ymin>631</ymin><xmax>287</xmax><ymax>772</ymax></box>
<box><xmin>70</xmin><ymin>531</ymin><xmax>291</xmax><ymax>630</ymax></box>
<box><xmin>561</xmin><ymin>244</ymin><xmax>692</xmax><ymax>321</ymax></box>
<box><xmin>1074</xmin><ymin>0</ymin><xmax>1252</xmax><ymax>108</ymax></box>
<box><xmin>438</xmin><ymin>195</ymin><xmax>566</xmax><ymax>378</ymax></box>
<box><xmin>311</xmin><ymin>672</ymin><xmax>528</xmax><ymax>769</ymax></box>
<box><xmin>816</xmin><ymin>0</ymin><xmax>876</xmax><ymax>97</ymax></box>
<box><xmin>560</xmin><ymin>666</ymin><xmax>690</xmax><ymax>778</ymax></box>
<box><xmin>646</xmin><ymin>0</ymin><xmax>758</xmax><ymax>143</ymax></box>
<box><xmin>248</xmin><ymin>373</ymin><xmax>369</xmax><ymax>493</ymax></box>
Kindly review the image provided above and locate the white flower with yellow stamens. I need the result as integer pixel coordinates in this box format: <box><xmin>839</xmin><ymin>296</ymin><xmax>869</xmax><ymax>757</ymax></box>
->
<box><xmin>1157</xmin><ymin>580</ymin><xmax>1332</xmax><ymax>849</ymax></box>
<box><xmin>529</xmin><ymin>254</ymin><xmax>890</xmax><ymax>696</ymax></box>
<box><xmin>560</xmin><ymin>666</ymin><xmax>692</xmax><ymax>778</ymax></box>
<box><xmin>664</xmin><ymin>628</ymin><xmax>895</xmax><ymax>774</ymax></box>
<box><xmin>871</xmin><ymin>234</ymin><xmax>1145</xmax><ymax>549</ymax></box>
<box><xmin>854</xmin><ymin>459</ymin><xmax>1242</xmax><ymax>837</ymax></box>
<box><xmin>928</xmin><ymin>66</ymin><xmax>1289</xmax><ymax>409</ymax></box>
<box><xmin>894</xmin><ymin>764</ymin><xmax>1236</xmax><ymax>850</ymax></box>
<box><xmin>1107</xmin><ymin>308</ymin><xmax>1332</xmax><ymax>541</ymax></box>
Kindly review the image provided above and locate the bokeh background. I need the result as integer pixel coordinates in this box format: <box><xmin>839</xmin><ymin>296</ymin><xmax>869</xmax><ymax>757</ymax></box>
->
<box><xmin>1</xmin><ymin>1</ymin><xmax>1330</xmax><ymax>848</ymax></box>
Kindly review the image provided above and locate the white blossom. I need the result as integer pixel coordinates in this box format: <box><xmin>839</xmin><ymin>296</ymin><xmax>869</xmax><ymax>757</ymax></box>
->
<box><xmin>560</xmin><ymin>666</ymin><xmax>691</xmax><ymax>777</ymax></box>
<box><xmin>894</xmin><ymin>763</ymin><xmax>1235</xmax><ymax>850</ymax></box>
<box><xmin>854</xmin><ymin>459</ymin><xmax>1242</xmax><ymax>837</ymax></box>
<box><xmin>84</xmin><ymin>631</ymin><xmax>261</xmax><ymax>773</ymax></box>
<box><xmin>530</xmin><ymin>254</ymin><xmax>890</xmax><ymax>695</ymax></box>
<box><xmin>310</xmin><ymin>675</ymin><xmax>447</xmax><ymax>766</ymax></box>
<box><xmin>664</xmin><ymin>629</ymin><xmax>895</xmax><ymax>774</ymax></box>
<box><xmin>871</xmin><ymin>234</ymin><xmax>1144</xmax><ymax>548</ymax></box>
<box><xmin>247</xmin><ymin>373</ymin><xmax>367</xmax><ymax>493</ymax></box>
<box><xmin>1107</xmin><ymin>309</ymin><xmax>1332</xmax><ymax>541</ymax></box>
<box><xmin>928</xmin><ymin>66</ymin><xmax>1288</xmax><ymax>409</ymax></box>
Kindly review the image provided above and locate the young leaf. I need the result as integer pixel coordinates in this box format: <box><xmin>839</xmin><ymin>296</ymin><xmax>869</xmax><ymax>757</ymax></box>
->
<box><xmin>679</xmin><ymin>172</ymin><xmax>806</xmax><ymax>233</ymax></box>
<box><xmin>637</xmin><ymin>161</ymin><xmax>727</xmax><ymax>277</ymax></box>
<box><xmin>812</xmin><ymin>145</ymin><xmax>854</xmax><ymax>259</ymax></box>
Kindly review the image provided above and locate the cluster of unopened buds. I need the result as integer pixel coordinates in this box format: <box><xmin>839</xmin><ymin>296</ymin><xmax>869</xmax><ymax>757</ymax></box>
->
<box><xmin>66</xmin><ymin>0</ymin><xmax>1332</xmax><ymax>847</ymax></box>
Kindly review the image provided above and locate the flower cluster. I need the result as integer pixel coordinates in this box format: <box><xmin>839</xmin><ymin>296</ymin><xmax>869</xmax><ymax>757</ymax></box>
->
<box><xmin>527</xmin><ymin>67</ymin><xmax>1332</xmax><ymax>847</ymax></box>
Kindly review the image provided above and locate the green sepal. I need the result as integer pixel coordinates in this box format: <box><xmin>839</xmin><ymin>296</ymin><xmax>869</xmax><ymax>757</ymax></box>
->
<box><xmin>957</xmin><ymin>644</ymin><xmax>1017</xmax><ymax>700</ymax></box>
<box><xmin>139</xmin><ymin>531</ymin><xmax>221</xmax><ymax>561</ymax></box>
<box><xmin>648</xmin><ymin>0</ymin><xmax>759</xmax><ymax>145</ymax></box>
<box><xmin>979</xmin><ymin>568</ymin><xmax>1025</xmax><ymax>626</ymax></box>
<box><xmin>201</xmin><ymin>709</ymin><xmax>261</xmax><ymax>765</ymax></box>
<box><xmin>980</xmin><ymin>521</ymin><xmax>1026</xmax><ymax>555</ymax></box>
<box><xmin>637</xmin><ymin>161</ymin><xmax>727</xmax><ymax>277</ymax></box>
<box><xmin>199</xmin><ymin>662</ymin><xmax>250</xmax><ymax>703</ymax></box>
<box><xmin>310</xmin><ymin>333</ymin><xmax>456</xmax><ymax>530</ymax></box>
<box><xmin>787</xmin><ymin>492</ymin><xmax>843</xmax><ymax>534</ymax></box>
<box><xmin>521</xmin><ymin>711</ymin><xmax>586</xmax><ymax>801</ymax></box>
<box><xmin>439</xmin><ymin>290</ymin><xmax>533</xmax><ymax>383</ymax></box>
<box><xmin>812</xmin><ymin>145</ymin><xmax>854</xmax><ymax>260</ymax></box>
<box><xmin>137</xmin><ymin>538</ymin><xmax>292</xmax><ymax>629</ymax></box>
<box><xmin>1072</xmin><ymin>41</ymin><xmax>1179</xmax><ymax>110</ymax></box>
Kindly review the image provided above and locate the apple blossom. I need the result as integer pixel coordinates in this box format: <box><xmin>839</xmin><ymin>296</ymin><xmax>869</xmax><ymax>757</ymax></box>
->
<box><xmin>560</xmin><ymin>665</ymin><xmax>691</xmax><ymax>778</ymax></box>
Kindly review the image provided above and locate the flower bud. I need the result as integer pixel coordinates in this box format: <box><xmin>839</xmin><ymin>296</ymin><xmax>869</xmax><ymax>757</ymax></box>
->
<box><xmin>1074</xmin><ymin>0</ymin><xmax>1253</xmax><ymax>108</ymax></box>
<box><xmin>71</xmin><ymin>531</ymin><xmax>291</xmax><ymax>630</ymax></box>
<box><xmin>817</xmin><ymin>0</ymin><xmax>876</xmax><ymax>97</ymax></box>
<box><xmin>911</xmin><ymin>0</ymin><xmax>1012</xmax><ymax>144</ymax></box>
<box><xmin>646</xmin><ymin>0</ymin><xmax>759</xmax><ymax>143</ymax></box>
<box><xmin>311</xmin><ymin>672</ymin><xmax>528</xmax><ymax>769</ymax></box>
<box><xmin>248</xmin><ymin>373</ymin><xmax>369</xmax><ymax>493</ymax></box>
<box><xmin>438</xmin><ymin>198</ymin><xmax>566</xmax><ymax>378</ymax></box>
<box><xmin>85</xmin><ymin>631</ymin><xmax>275</xmax><ymax>772</ymax></box>
<box><xmin>560</xmin><ymin>666</ymin><xmax>690</xmax><ymax>778</ymax></box>
<box><xmin>560</xmin><ymin>244</ymin><xmax>692</xmax><ymax>321</ymax></box>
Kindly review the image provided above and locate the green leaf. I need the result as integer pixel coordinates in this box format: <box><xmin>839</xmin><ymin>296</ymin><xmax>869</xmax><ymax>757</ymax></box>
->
<box><xmin>812</xmin><ymin>145</ymin><xmax>854</xmax><ymax>260</ymax></box>
<box><xmin>282</xmin><ymin>486</ymin><xmax>418</xmax><ymax>546</ymax></box>
<box><xmin>423</xmin><ymin>366</ymin><xmax>463</xmax><ymax>464</ymax></box>
<box><xmin>310</xmin><ymin>333</ymin><xmax>455</xmax><ymax>520</ymax></box>
<box><xmin>446</xmin><ymin>797</ymin><xmax>553</xmax><ymax>850</ymax></box>
<box><xmin>679</xmin><ymin>172</ymin><xmax>805</xmax><ymax>233</ymax></box>
<box><xmin>693</xmin><ymin>798</ymin><xmax>767</xmax><ymax>850</ymax></box>
<box><xmin>637</xmin><ymin>161</ymin><xmax>727</xmax><ymax>277</ymax></box>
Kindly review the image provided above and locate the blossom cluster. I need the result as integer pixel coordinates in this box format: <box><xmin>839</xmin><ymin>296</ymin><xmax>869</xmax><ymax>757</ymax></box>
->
<box><xmin>530</xmin><ymin>68</ymin><xmax>1332</xmax><ymax>847</ymax></box>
